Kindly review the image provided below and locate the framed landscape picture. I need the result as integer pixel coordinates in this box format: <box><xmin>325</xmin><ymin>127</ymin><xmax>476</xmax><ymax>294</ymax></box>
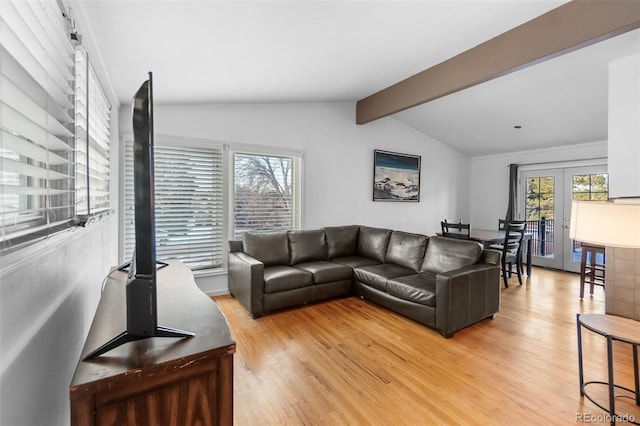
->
<box><xmin>373</xmin><ymin>150</ymin><xmax>421</xmax><ymax>202</ymax></box>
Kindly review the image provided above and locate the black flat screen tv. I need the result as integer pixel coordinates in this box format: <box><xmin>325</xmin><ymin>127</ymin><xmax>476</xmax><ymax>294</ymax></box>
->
<box><xmin>84</xmin><ymin>72</ymin><xmax>194</xmax><ymax>360</ymax></box>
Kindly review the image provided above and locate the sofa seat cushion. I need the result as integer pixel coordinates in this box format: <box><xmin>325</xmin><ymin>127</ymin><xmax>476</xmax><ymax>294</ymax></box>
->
<box><xmin>295</xmin><ymin>261</ymin><xmax>353</xmax><ymax>284</ymax></box>
<box><xmin>330</xmin><ymin>256</ymin><xmax>380</xmax><ymax>269</ymax></box>
<box><xmin>387</xmin><ymin>272</ymin><xmax>437</xmax><ymax>307</ymax></box>
<box><xmin>263</xmin><ymin>265</ymin><xmax>313</xmax><ymax>293</ymax></box>
<box><xmin>353</xmin><ymin>264</ymin><xmax>416</xmax><ymax>292</ymax></box>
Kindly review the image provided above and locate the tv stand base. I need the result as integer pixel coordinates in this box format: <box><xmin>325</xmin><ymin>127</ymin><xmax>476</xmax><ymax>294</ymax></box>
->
<box><xmin>83</xmin><ymin>326</ymin><xmax>195</xmax><ymax>360</ymax></box>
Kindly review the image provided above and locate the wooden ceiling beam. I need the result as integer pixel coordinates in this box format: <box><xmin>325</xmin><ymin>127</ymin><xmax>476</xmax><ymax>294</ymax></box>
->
<box><xmin>356</xmin><ymin>0</ymin><xmax>640</xmax><ymax>125</ymax></box>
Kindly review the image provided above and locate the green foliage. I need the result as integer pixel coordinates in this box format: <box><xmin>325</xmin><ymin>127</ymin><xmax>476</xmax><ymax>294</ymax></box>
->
<box><xmin>572</xmin><ymin>174</ymin><xmax>608</xmax><ymax>200</ymax></box>
<box><xmin>525</xmin><ymin>173</ymin><xmax>609</xmax><ymax>221</ymax></box>
<box><xmin>525</xmin><ymin>177</ymin><xmax>555</xmax><ymax>220</ymax></box>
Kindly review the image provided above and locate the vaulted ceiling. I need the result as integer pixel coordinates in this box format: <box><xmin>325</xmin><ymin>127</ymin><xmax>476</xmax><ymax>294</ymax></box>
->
<box><xmin>78</xmin><ymin>0</ymin><xmax>640</xmax><ymax>156</ymax></box>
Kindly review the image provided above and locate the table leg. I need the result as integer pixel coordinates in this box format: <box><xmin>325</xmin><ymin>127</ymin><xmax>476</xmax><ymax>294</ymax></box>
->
<box><xmin>580</xmin><ymin>246</ymin><xmax>588</xmax><ymax>299</ymax></box>
<box><xmin>607</xmin><ymin>335</ymin><xmax>615</xmax><ymax>425</ymax></box>
<box><xmin>577</xmin><ymin>314</ymin><xmax>585</xmax><ymax>396</ymax></box>
<box><xmin>589</xmin><ymin>249</ymin><xmax>597</xmax><ymax>295</ymax></box>
<box><xmin>634</xmin><ymin>344</ymin><xmax>639</xmax><ymax>406</ymax></box>
<box><xmin>526</xmin><ymin>238</ymin><xmax>532</xmax><ymax>276</ymax></box>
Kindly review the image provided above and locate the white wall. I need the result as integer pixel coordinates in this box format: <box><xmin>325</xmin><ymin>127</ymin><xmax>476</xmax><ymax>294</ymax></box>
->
<box><xmin>119</xmin><ymin>102</ymin><xmax>471</xmax><ymax>294</ymax></box>
<box><xmin>0</xmin><ymin>219</ymin><xmax>117</xmax><ymax>426</ymax></box>
<box><xmin>469</xmin><ymin>141</ymin><xmax>608</xmax><ymax>229</ymax></box>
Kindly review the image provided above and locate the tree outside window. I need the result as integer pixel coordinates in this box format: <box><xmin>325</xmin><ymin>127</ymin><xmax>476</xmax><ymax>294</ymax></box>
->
<box><xmin>525</xmin><ymin>176</ymin><xmax>555</xmax><ymax>221</ymax></box>
<box><xmin>232</xmin><ymin>152</ymin><xmax>301</xmax><ymax>239</ymax></box>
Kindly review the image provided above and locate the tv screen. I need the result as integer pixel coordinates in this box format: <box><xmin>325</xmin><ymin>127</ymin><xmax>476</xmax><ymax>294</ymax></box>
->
<box><xmin>84</xmin><ymin>73</ymin><xmax>193</xmax><ymax>360</ymax></box>
<box><xmin>130</xmin><ymin>75</ymin><xmax>156</xmax><ymax>281</ymax></box>
<box><xmin>127</xmin><ymin>73</ymin><xmax>159</xmax><ymax>336</ymax></box>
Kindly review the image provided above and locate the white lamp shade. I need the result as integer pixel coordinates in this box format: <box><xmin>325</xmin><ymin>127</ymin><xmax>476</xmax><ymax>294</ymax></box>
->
<box><xmin>570</xmin><ymin>200</ymin><xmax>640</xmax><ymax>248</ymax></box>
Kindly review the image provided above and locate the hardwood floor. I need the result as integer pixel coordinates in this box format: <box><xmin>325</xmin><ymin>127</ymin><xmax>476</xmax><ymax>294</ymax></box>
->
<box><xmin>213</xmin><ymin>268</ymin><xmax>639</xmax><ymax>425</ymax></box>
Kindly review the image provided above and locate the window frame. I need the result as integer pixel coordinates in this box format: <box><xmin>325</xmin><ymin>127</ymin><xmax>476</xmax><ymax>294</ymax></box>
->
<box><xmin>120</xmin><ymin>140</ymin><xmax>305</xmax><ymax>272</ymax></box>
<box><xmin>122</xmin><ymin>135</ymin><xmax>225</xmax><ymax>271</ymax></box>
<box><xmin>74</xmin><ymin>46</ymin><xmax>112</xmax><ymax>223</ymax></box>
<box><xmin>229</xmin><ymin>144</ymin><xmax>304</xmax><ymax>241</ymax></box>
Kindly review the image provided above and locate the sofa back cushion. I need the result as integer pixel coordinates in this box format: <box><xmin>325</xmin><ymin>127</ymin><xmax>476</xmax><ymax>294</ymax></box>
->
<box><xmin>386</xmin><ymin>231</ymin><xmax>428</xmax><ymax>272</ymax></box>
<box><xmin>422</xmin><ymin>236</ymin><xmax>483</xmax><ymax>274</ymax></box>
<box><xmin>243</xmin><ymin>231</ymin><xmax>289</xmax><ymax>266</ymax></box>
<box><xmin>324</xmin><ymin>225</ymin><xmax>360</xmax><ymax>259</ymax></box>
<box><xmin>357</xmin><ymin>226</ymin><xmax>392</xmax><ymax>263</ymax></box>
<box><xmin>288</xmin><ymin>230</ymin><xmax>328</xmax><ymax>264</ymax></box>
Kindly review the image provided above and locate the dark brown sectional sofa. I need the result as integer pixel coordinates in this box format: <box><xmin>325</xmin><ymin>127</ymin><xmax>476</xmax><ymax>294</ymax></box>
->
<box><xmin>228</xmin><ymin>225</ymin><xmax>501</xmax><ymax>337</ymax></box>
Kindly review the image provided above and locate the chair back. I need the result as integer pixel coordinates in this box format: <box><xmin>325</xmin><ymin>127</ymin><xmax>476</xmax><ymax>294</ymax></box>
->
<box><xmin>441</xmin><ymin>220</ymin><xmax>471</xmax><ymax>240</ymax></box>
<box><xmin>494</xmin><ymin>220</ymin><xmax>527</xmax><ymax>287</ymax></box>
<box><xmin>500</xmin><ymin>221</ymin><xmax>526</xmax><ymax>257</ymax></box>
<box><xmin>498</xmin><ymin>218</ymin><xmax>526</xmax><ymax>231</ymax></box>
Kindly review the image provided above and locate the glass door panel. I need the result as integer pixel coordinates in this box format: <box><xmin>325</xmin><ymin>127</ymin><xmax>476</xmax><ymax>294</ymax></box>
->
<box><xmin>520</xmin><ymin>165</ymin><xmax>608</xmax><ymax>272</ymax></box>
<box><xmin>562</xmin><ymin>166</ymin><xmax>608</xmax><ymax>272</ymax></box>
<box><xmin>521</xmin><ymin>169</ymin><xmax>564</xmax><ymax>269</ymax></box>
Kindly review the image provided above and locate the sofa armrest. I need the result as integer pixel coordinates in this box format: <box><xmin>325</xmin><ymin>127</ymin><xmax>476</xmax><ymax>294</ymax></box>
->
<box><xmin>228</xmin><ymin>251</ymin><xmax>266</xmax><ymax>318</ymax></box>
<box><xmin>435</xmin><ymin>263</ymin><xmax>501</xmax><ymax>337</ymax></box>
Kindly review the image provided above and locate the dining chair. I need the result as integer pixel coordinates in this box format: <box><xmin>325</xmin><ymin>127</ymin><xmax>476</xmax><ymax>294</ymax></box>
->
<box><xmin>491</xmin><ymin>221</ymin><xmax>526</xmax><ymax>288</ymax></box>
<box><xmin>498</xmin><ymin>218</ymin><xmax>526</xmax><ymax>230</ymax></box>
<box><xmin>498</xmin><ymin>219</ymin><xmax>526</xmax><ymax>274</ymax></box>
<box><xmin>441</xmin><ymin>219</ymin><xmax>471</xmax><ymax>239</ymax></box>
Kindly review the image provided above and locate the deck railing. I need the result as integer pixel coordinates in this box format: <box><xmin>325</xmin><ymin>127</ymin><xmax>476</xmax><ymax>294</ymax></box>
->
<box><xmin>525</xmin><ymin>218</ymin><xmax>555</xmax><ymax>256</ymax></box>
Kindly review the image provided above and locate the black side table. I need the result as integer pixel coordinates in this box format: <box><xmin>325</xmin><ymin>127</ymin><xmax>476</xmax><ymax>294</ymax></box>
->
<box><xmin>577</xmin><ymin>313</ymin><xmax>640</xmax><ymax>425</ymax></box>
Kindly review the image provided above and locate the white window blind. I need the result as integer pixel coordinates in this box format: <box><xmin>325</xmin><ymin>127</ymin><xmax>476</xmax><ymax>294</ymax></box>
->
<box><xmin>124</xmin><ymin>140</ymin><xmax>223</xmax><ymax>270</ymax></box>
<box><xmin>74</xmin><ymin>47</ymin><xmax>110</xmax><ymax>217</ymax></box>
<box><xmin>74</xmin><ymin>47</ymin><xmax>88</xmax><ymax>215</ymax></box>
<box><xmin>232</xmin><ymin>151</ymin><xmax>302</xmax><ymax>239</ymax></box>
<box><xmin>0</xmin><ymin>0</ymin><xmax>76</xmax><ymax>250</ymax></box>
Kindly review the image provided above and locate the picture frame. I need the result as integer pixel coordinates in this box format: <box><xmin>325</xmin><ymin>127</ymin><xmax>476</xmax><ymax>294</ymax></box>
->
<box><xmin>373</xmin><ymin>150</ymin><xmax>421</xmax><ymax>202</ymax></box>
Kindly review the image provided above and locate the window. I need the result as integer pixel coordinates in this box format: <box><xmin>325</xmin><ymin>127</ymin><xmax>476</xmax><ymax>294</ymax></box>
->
<box><xmin>231</xmin><ymin>150</ymin><xmax>302</xmax><ymax>239</ymax></box>
<box><xmin>0</xmin><ymin>1</ymin><xmax>111</xmax><ymax>252</ymax></box>
<box><xmin>74</xmin><ymin>47</ymin><xmax>111</xmax><ymax>218</ymax></box>
<box><xmin>0</xmin><ymin>0</ymin><xmax>76</xmax><ymax>250</ymax></box>
<box><xmin>525</xmin><ymin>176</ymin><xmax>555</xmax><ymax>221</ymax></box>
<box><xmin>572</xmin><ymin>173</ymin><xmax>609</xmax><ymax>201</ymax></box>
<box><xmin>124</xmin><ymin>139</ymin><xmax>223</xmax><ymax>270</ymax></box>
<box><xmin>123</xmin><ymin>143</ymin><xmax>303</xmax><ymax>271</ymax></box>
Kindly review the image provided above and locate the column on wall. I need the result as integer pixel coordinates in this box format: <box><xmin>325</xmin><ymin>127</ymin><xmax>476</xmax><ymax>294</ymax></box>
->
<box><xmin>605</xmin><ymin>53</ymin><xmax>640</xmax><ymax>320</ymax></box>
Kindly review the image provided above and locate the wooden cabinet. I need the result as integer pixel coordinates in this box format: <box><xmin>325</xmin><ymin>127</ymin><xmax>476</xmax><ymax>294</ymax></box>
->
<box><xmin>70</xmin><ymin>260</ymin><xmax>235</xmax><ymax>425</ymax></box>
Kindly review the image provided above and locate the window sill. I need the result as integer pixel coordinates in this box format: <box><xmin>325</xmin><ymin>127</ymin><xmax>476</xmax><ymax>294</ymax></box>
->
<box><xmin>77</xmin><ymin>209</ymin><xmax>115</xmax><ymax>227</ymax></box>
<box><xmin>193</xmin><ymin>267</ymin><xmax>227</xmax><ymax>278</ymax></box>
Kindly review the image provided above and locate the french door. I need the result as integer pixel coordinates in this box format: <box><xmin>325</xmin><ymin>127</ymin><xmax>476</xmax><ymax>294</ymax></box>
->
<box><xmin>519</xmin><ymin>165</ymin><xmax>608</xmax><ymax>272</ymax></box>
